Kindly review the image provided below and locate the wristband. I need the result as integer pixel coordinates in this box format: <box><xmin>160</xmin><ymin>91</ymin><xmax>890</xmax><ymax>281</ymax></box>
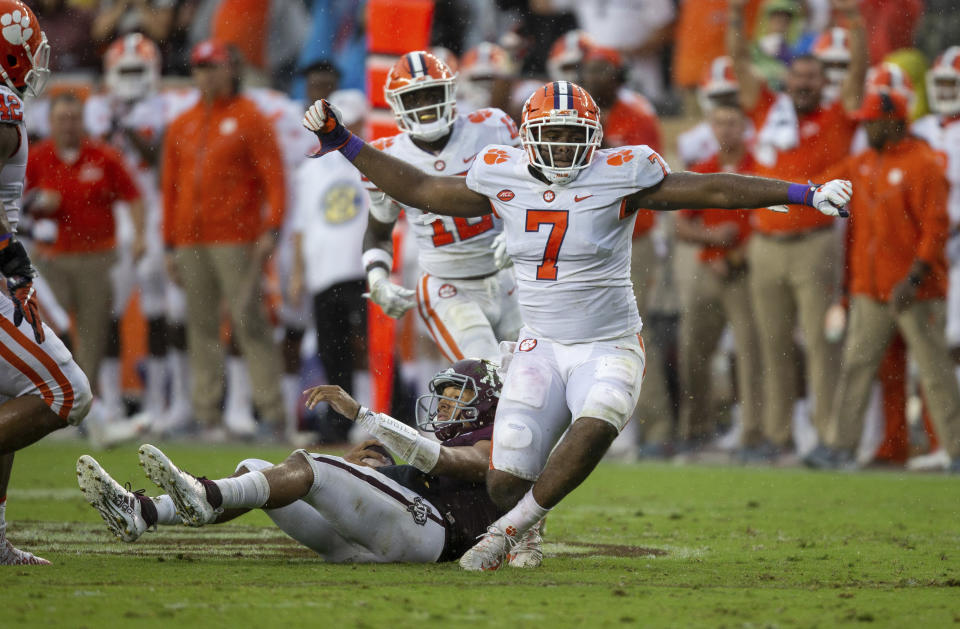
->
<box><xmin>361</xmin><ymin>247</ymin><xmax>393</xmax><ymax>273</ymax></box>
<box><xmin>355</xmin><ymin>406</ymin><xmax>441</xmax><ymax>473</ymax></box>
<box><xmin>340</xmin><ymin>134</ymin><xmax>364</xmax><ymax>162</ymax></box>
<box><xmin>787</xmin><ymin>183</ymin><xmax>815</xmax><ymax>206</ymax></box>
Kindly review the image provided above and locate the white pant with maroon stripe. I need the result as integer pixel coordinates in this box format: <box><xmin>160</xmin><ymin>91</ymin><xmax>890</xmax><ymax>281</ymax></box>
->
<box><xmin>491</xmin><ymin>328</ymin><xmax>646</xmax><ymax>481</ymax></box>
<box><xmin>238</xmin><ymin>454</ymin><xmax>446</xmax><ymax>563</ymax></box>
<box><xmin>414</xmin><ymin>269</ymin><xmax>522</xmax><ymax>364</ymax></box>
<box><xmin>0</xmin><ymin>292</ymin><xmax>92</xmax><ymax>425</ymax></box>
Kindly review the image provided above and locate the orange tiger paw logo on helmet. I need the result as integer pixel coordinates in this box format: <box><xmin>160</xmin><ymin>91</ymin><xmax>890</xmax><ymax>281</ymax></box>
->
<box><xmin>606</xmin><ymin>149</ymin><xmax>634</xmax><ymax>166</ymax></box>
<box><xmin>468</xmin><ymin>109</ymin><xmax>493</xmax><ymax>123</ymax></box>
<box><xmin>484</xmin><ymin>149</ymin><xmax>510</xmax><ymax>165</ymax></box>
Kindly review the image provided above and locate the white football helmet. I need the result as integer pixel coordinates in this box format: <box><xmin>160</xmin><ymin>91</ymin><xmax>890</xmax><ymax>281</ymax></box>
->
<box><xmin>927</xmin><ymin>46</ymin><xmax>960</xmax><ymax>116</ymax></box>
<box><xmin>104</xmin><ymin>33</ymin><xmax>161</xmax><ymax>103</ymax></box>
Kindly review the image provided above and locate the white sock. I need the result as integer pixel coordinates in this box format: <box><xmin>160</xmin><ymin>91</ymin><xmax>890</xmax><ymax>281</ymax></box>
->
<box><xmin>281</xmin><ymin>374</ymin><xmax>300</xmax><ymax>435</ymax></box>
<box><xmin>143</xmin><ymin>357</ymin><xmax>167</xmax><ymax>418</ymax></box>
<box><xmin>493</xmin><ymin>489</ymin><xmax>550</xmax><ymax>539</ymax></box>
<box><xmin>0</xmin><ymin>500</ymin><xmax>6</xmax><ymax>540</ymax></box>
<box><xmin>224</xmin><ymin>357</ymin><xmax>254</xmax><ymax>418</ymax></box>
<box><xmin>214</xmin><ymin>472</ymin><xmax>270</xmax><ymax>509</ymax></box>
<box><xmin>98</xmin><ymin>358</ymin><xmax>122</xmax><ymax>414</ymax></box>
<box><xmin>152</xmin><ymin>495</ymin><xmax>180</xmax><ymax>525</ymax></box>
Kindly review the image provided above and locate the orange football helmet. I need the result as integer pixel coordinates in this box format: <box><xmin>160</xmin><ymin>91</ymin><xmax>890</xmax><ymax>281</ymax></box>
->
<box><xmin>698</xmin><ymin>56</ymin><xmax>739</xmax><ymax>111</ymax></box>
<box><xmin>520</xmin><ymin>81</ymin><xmax>602</xmax><ymax>185</ymax></box>
<box><xmin>546</xmin><ymin>30</ymin><xmax>594</xmax><ymax>83</ymax></box>
<box><xmin>927</xmin><ymin>46</ymin><xmax>960</xmax><ymax>115</ymax></box>
<box><xmin>384</xmin><ymin>51</ymin><xmax>458</xmax><ymax>141</ymax></box>
<box><xmin>104</xmin><ymin>33</ymin><xmax>161</xmax><ymax>103</ymax></box>
<box><xmin>0</xmin><ymin>0</ymin><xmax>49</xmax><ymax>98</ymax></box>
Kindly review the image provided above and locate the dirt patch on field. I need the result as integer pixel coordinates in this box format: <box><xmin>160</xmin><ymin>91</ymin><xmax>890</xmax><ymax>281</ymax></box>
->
<box><xmin>552</xmin><ymin>541</ymin><xmax>667</xmax><ymax>559</ymax></box>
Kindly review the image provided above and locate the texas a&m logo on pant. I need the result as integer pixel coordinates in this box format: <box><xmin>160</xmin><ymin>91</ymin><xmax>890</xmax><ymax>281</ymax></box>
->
<box><xmin>407</xmin><ymin>496</ymin><xmax>429</xmax><ymax>526</ymax></box>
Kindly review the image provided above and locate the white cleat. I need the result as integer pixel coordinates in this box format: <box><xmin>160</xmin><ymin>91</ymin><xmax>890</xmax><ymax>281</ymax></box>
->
<box><xmin>138</xmin><ymin>444</ymin><xmax>218</xmax><ymax>527</ymax></box>
<box><xmin>459</xmin><ymin>525</ymin><xmax>518</xmax><ymax>572</ymax></box>
<box><xmin>76</xmin><ymin>455</ymin><xmax>152</xmax><ymax>542</ymax></box>
<box><xmin>0</xmin><ymin>539</ymin><xmax>50</xmax><ymax>565</ymax></box>
<box><xmin>507</xmin><ymin>520</ymin><xmax>544</xmax><ymax>568</ymax></box>
<box><xmin>906</xmin><ymin>449</ymin><xmax>952</xmax><ymax>472</ymax></box>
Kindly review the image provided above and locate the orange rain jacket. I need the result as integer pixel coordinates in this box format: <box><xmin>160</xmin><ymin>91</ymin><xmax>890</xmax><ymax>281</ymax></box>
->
<box><xmin>162</xmin><ymin>95</ymin><xmax>286</xmax><ymax>248</ymax></box>
<box><xmin>821</xmin><ymin>136</ymin><xmax>949</xmax><ymax>302</ymax></box>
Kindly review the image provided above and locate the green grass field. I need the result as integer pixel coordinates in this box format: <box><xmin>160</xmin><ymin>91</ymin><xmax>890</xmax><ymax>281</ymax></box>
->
<box><xmin>2</xmin><ymin>440</ymin><xmax>959</xmax><ymax>628</ymax></box>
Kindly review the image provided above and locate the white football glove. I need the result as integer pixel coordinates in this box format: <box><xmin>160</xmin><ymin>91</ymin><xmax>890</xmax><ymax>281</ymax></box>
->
<box><xmin>811</xmin><ymin>179</ymin><xmax>852</xmax><ymax>218</ymax></box>
<box><xmin>490</xmin><ymin>232</ymin><xmax>512</xmax><ymax>269</ymax></box>
<box><xmin>363</xmin><ymin>268</ymin><xmax>415</xmax><ymax>319</ymax></box>
<box><xmin>301</xmin><ymin>99</ymin><xmax>344</xmax><ymax>134</ymax></box>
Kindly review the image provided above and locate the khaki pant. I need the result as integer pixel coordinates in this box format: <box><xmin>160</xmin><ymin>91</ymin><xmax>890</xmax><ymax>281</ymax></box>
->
<box><xmin>747</xmin><ymin>229</ymin><xmax>840</xmax><ymax>446</ymax></box>
<box><xmin>174</xmin><ymin>244</ymin><xmax>283</xmax><ymax>427</ymax></box>
<box><xmin>630</xmin><ymin>234</ymin><xmax>673</xmax><ymax>444</ymax></box>
<box><xmin>678</xmin><ymin>262</ymin><xmax>763</xmax><ymax>446</ymax></box>
<box><xmin>827</xmin><ymin>296</ymin><xmax>960</xmax><ymax>457</ymax></box>
<box><xmin>36</xmin><ymin>250</ymin><xmax>115</xmax><ymax>387</ymax></box>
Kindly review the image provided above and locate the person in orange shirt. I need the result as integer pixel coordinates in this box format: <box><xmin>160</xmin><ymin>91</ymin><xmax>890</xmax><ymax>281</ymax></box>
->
<box><xmin>672</xmin><ymin>0</ymin><xmax>763</xmax><ymax>93</ymax></box>
<box><xmin>675</xmin><ymin>104</ymin><xmax>763</xmax><ymax>457</ymax></box>
<box><xmin>162</xmin><ymin>40</ymin><xmax>286</xmax><ymax>434</ymax></box>
<box><xmin>727</xmin><ymin>0</ymin><xmax>867</xmax><ymax>456</ymax></box>
<box><xmin>804</xmin><ymin>90</ymin><xmax>960</xmax><ymax>472</ymax></box>
<box><xmin>580</xmin><ymin>44</ymin><xmax>671</xmax><ymax>458</ymax></box>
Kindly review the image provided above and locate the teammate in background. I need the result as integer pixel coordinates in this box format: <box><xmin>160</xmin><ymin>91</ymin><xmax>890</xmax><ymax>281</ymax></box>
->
<box><xmin>84</xmin><ymin>34</ymin><xmax>178</xmax><ymax>431</ymax></box>
<box><xmin>458</xmin><ymin>43</ymin><xmax>516</xmax><ymax>114</ymax></box>
<box><xmin>813</xmin><ymin>27</ymin><xmax>852</xmax><ymax>106</ymax></box>
<box><xmin>908</xmin><ymin>46</ymin><xmax>960</xmax><ymax>470</ymax></box>
<box><xmin>361</xmin><ymin>51</ymin><xmax>522</xmax><ymax>367</ymax></box>
<box><xmin>0</xmin><ymin>0</ymin><xmax>93</xmax><ymax>565</ymax></box>
<box><xmin>77</xmin><ymin>359</ymin><xmax>542</xmax><ymax>567</ymax></box>
<box><xmin>303</xmin><ymin>79</ymin><xmax>852</xmax><ymax>570</ymax></box>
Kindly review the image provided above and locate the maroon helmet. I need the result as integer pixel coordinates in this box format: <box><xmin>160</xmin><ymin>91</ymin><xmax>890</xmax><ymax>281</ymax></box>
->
<box><xmin>415</xmin><ymin>358</ymin><xmax>502</xmax><ymax>440</ymax></box>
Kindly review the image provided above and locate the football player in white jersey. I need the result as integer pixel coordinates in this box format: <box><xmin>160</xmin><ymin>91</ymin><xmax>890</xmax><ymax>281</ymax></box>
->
<box><xmin>304</xmin><ymin>80</ymin><xmax>852</xmax><ymax>570</ymax></box>
<box><xmin>0</xmin><ymin>0</ymin><xmax>93</xmax><ymax>565</ymax></box>
<box><xmin>361</xmin><ymin>51</ymin><xmax>523</xmax><ymax>364</ymax></box>
<box><xmin>85</xmin><ymin>34</ymin><xmax>167</xmax><ymax>431</ymax></box>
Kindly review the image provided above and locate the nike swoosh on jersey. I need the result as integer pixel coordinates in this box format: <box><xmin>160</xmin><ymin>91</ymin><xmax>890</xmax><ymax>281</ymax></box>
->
<box><xmin>463</xmin><ymin>153</ymin><xmax>479</xmax><ymax>163</ymax></box>
<box><xmin>574</xmin><ymin>194</ymin><xmax>593</xmax><ymax>202</ymax></box>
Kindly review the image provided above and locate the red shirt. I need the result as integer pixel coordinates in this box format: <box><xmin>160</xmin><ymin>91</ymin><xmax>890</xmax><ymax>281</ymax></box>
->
<box><xmin>681</xmin><ymin>153</ymin><xmax>755</xmax><ymax>262</ymax></box>
<box><xmin>26</xmin><ymin>139</ymin><xmax>141</xmax><ymax>254</ymax></box>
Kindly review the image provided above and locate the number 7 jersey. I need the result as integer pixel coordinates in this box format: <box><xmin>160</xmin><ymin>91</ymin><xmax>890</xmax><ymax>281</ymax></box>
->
<box><xmin>465</xmin><ymin>144</ymin><xmax>670</xmax><ymax>343</ymax></box>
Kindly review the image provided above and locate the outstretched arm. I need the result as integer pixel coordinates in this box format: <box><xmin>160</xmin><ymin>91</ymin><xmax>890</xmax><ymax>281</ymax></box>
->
<box><xmin>626</xmin><ymin>171</ymin><xmax>851</xmax><ymax>216</ymax></box>
<box><xmin>304</xmin><ymin>385</ymin><xmax>489</xmax><ymax>480</ymax></box>
<box><xmin>303</xmin><ymin>100</ymin><xmax>491</xmax><ymax>217</ymax></box>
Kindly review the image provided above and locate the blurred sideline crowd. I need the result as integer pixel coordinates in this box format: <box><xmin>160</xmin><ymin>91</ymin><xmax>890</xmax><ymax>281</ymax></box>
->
<box><xmin>21</xmin><ymin>0</ymin><xmax>960</xmax><ymax>472</ymax></box>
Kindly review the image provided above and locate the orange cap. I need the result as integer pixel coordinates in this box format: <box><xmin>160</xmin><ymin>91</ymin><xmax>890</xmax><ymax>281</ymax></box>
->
<box><xmin>851</xmin><ymin>89</ymin><xmax>908</xmax><ymax>121</ymax></box>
